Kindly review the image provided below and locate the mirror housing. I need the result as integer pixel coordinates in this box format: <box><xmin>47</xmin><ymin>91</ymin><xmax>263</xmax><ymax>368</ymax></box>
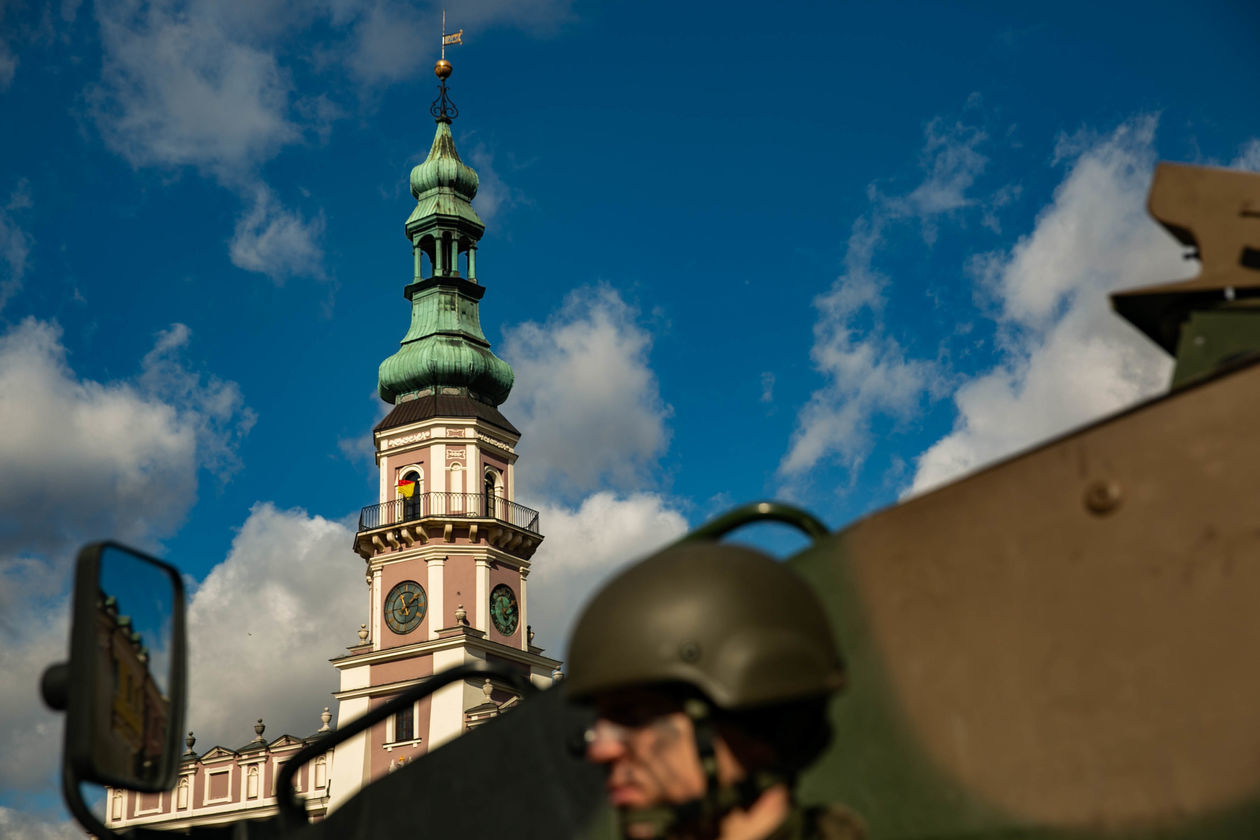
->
<box><xmin>43</xmin><ymin>542</ymin><xmax>187</xmax><ymax>793</ymax></box>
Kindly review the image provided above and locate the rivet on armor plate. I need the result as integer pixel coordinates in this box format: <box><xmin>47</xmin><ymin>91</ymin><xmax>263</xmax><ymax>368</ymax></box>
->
<box><xmin>1084</xmin><ymin>479</ymin><xmax>1122</xmax><ymax>515</ymax></box>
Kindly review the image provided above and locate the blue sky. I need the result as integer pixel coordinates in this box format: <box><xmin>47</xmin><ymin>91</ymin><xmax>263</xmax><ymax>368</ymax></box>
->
<box><xmin>2</xmin><ymin>0</ymin><xmax>1258</xmax><ymax>833</ymax></box>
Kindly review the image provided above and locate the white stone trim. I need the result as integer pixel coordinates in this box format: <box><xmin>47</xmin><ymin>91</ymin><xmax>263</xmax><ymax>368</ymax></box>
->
<box><xmin>428</xmin><ymin>648</ymin><xmax>473</xmax><ymax>748</ymax></box>
<box><xmin>474</xmin><ymin>559</ymin><xmax>490</xmax><ymax>633</ymax></box>
<box><xmin>332</xmin><ymin>641</ymin><xmax>560</xmax><ymax>698</ymax></box>
<box><xmin>379</xmin><ymin>455</ymin><xmax>388</xmax><ymax>506</ymax></box>
<box><xmin>244</xmin><ymin>764</ymin><xmax>260</xmax><ymax>800</ymax></box>
<box><xmin>519</xmin><ymin>571</ymin><xmax>528</xmax><ymax>652</ymax></box>
<box><xmin>476</xmin><ymin>432</ymin><xmax>514</xmax><ymax>454</ymax></box>
<box><xmin>431</xmin><ymin>444</ymin><xmax>446</xmax><ymax>491</ymax></box>
<box><xmin>379</xmin><ymin>429</ymin><xmax>432</xmax><ymax>451</ymax></box>
<box><xmin>427</xmin><ymin>556</ymin><xmax>445</xmax><ymax>639</ymax></box>
<box><xmin>327</xmin><ymin>696</ymin><xmax>369</xmax><ymax>814</ymax></box>
<box><xmin>371</xmin><ymin>566</ymin><xmax>382</xmax><ymax>652</ymax></box>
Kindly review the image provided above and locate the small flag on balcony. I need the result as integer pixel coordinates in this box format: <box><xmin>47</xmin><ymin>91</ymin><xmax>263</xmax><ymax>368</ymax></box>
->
<box><xmin>397</xmin><ymin>479</ymin><xmax>416</xmax><ymax>498</ymax></box>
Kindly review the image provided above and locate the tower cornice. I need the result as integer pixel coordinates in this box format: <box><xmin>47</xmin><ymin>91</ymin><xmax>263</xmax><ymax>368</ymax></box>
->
<box><xmin>330</xmin><ymin>631</ymin><xmax>560</xmax><ymax>678</ymax></box>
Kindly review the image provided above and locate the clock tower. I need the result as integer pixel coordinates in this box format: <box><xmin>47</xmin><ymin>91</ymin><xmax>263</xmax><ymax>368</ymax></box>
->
<box><xmin>328</xmin><ymin>59</ymin><xmax>559</xmax><ymax>810</ymax></box>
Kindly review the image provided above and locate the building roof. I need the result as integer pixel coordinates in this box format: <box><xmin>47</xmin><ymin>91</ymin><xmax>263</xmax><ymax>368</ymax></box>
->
<box><xmin>375</xmin><ymin>394</ymin><xmax>519</xmax><ymax>436</ymax></box>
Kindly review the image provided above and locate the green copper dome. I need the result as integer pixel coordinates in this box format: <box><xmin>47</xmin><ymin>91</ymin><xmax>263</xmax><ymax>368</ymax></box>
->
<box><xmin>379</xmin><ymin>117</ymin><xmax>512</xmax><ymax>408</ymax></box>
<box><xmin>407</xmin><ymin>121</ymin><xmax>484</xmax><ymax>236</ymax></box>
<box><xmin>378</xmin><ymin>279</ymin><xmax>514</xmax><ymax>405</ymax></box>
<box><xmin>410</xmin><ymin>121</ymin><xmax>479</xmax><ymax>199</ymax></box>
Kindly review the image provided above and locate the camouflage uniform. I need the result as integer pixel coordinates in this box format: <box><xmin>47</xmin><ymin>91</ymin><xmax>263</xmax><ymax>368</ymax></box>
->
<box><xmin>767</xmin><ymin>805</ymin><xmax>866</xmax><ymax>840</ymax></box>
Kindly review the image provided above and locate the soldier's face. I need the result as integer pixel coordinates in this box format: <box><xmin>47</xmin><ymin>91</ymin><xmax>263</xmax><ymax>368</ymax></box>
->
<box><xmin>586</xmin><ymin>691</ymin><xmax>706</xmax><ymax>812</ymax></box>
<box><xmin>585</xmin><ymin>688</ymin><xmax>750</xmax><ymax>839</ymax></box>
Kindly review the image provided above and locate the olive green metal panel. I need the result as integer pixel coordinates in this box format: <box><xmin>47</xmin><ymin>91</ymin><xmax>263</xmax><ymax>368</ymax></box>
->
<box><xmin>789</xmin><ymin>357</ymin><xmax>1260</xmax><ymax>838</ymax></box>
<box><xmin>1170</xmin><ymin>309</ymin><xmax>1260</xmax><ymax>388</ymax></box>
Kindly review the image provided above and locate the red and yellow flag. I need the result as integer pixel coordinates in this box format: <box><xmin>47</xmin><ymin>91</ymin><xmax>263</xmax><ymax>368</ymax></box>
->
<box><xmin>397</xmin><ymin>479</ymin><xmax>416</xmax><ymax>498</ymax></box>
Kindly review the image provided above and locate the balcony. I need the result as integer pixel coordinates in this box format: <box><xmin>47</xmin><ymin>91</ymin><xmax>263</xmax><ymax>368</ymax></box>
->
<box><xmin>358</xmin><ymin>492</ymin><xmax>541</xmax><ymax>535</ymax></box>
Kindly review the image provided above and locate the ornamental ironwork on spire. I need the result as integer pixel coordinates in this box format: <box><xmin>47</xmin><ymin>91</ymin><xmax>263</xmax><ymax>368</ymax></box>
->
<box><xmin>378</xmin><ymin>47</ymin><xmax>514</xmax><ymax>408</ymax></box>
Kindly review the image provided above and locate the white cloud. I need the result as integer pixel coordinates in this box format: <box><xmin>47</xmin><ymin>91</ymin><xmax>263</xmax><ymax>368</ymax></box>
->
<box><xmin>0</xmin><ymin>807</ymin><xmax>82</xmax><ymax>840</ymax></box>
<box><xmin>88</xmin><ymin>1</ymin><xmax>330</xmax><ymax>283</ymax></box>
<box><xmin>0</xmin><ymin>318</ymin><xmax>252</xmax><ymax>795</ymax></box>
<box><xmin>90</xmin><ymin>0</ymin><xmax>300</xmax><ymax>177</ymax></box>
<box><xmin>342</xmin><ymin>0</ymin><xmax>428</xmax><ymax>84</ymax></box>
<box><xmin>1232</xmin><ymin>138</ymin><xmax>1260</xmax><ymax>171</ymax></box>
<box><xmin>0</xmin><ymin>0</ymin><xmax>17</xmax><ymax>90</ymax></box>
<box><xmin>778</xmin><ymin>112</ymin><xmax>1015</xmax><ymax>491</ymax></box>
<box><xmin>469</xmin><ymin>144</ymin><xmax>518</xmax><ymax>224</ymax></box>
<box><xmin>0</xmin><ymin>44</ymin><xmax>14</xmax><ymax>91</ymax></box>
<box><xmin>778</xmin><ymin>219</ymin><xmax>937</xmax><ymax>483</ymax></box>
<box><xmin>0</xmin><ymin>319</ymin><xmax>251</xmax><ymax>555</ymax></box>
<box><xmin>759</xmin><ymin>372</ymin><xmax>775</xmax><ymax>403</ymax></box>
<box><xmin>501</xmin><ymin>286</ymin><xmax>671</xmax><ymax>498</ymax></box>
<box><xmin>139</xmin><ymin>323</ymin><xmax>257</xmax><ymax>480</ymax></box>
<box><xmin>338</xmin><ymin>0</ymin><xmax>574</xmax><ymax>84</ymax></box>
<box><xmin>85</xmin><ymin>0</ymin><xmax>578</xmax><ymax>282</ymax></box>
<box><xmin>0</xmin><ymin>559</ymin><xmax>70</xmax><ymax>794</ymax></box>
<box><xmin>229</xmin><ymin>187</ymin><xmax>326</xmax><ymax>282</ymax></box>
<box><xmin>185</xmin><ymin>503</ymin><xmax>359</xmax><ymax>749</ymax></box>
<box><xmin>526</xmin><ymin>492</ymin><xmax>688</xmax><ymax>655</ymax></box>
<box><xmin>883</xmin><ymin>118</ymin><xmax>991</xmax><ymax>244</ymax></box>
<box><xmin>0</xmin><ymin>179</ymin><xmax>33</xmax><ymax>314</ymax></box>
<box><xmin>910</xmin><ymin>117</ymin><xmax>1193</xmax><ymax>494</ymax></box>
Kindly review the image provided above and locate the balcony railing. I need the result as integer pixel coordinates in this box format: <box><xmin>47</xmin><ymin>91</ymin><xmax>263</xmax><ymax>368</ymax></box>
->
<box><xmin>358</xmin><ymin>492</ymin><xmax>541</xmax><ymax>535</ymax></box>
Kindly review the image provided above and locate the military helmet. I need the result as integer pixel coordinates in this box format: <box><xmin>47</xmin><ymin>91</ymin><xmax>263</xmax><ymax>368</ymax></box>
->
<box><xmin>566</xmin><ymin>541</ymin><xmax>845</xmax><ymax>709</ymax></box>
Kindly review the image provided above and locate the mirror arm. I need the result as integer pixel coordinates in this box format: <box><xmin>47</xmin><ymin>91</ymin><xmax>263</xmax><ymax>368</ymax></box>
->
<box><xmin>275</xmin><ymin>661</ymin><xmax>538</xmax><ymax>832</ymax></box>
<box><xmin>41</xmin><ymin>662</ymin><xmax>69</xmax><ymax>711</ymax></box>
<box><xmin>61</xmin><ymin>758</ymin><xmax>123</xmax><ymax>840</ymax></box>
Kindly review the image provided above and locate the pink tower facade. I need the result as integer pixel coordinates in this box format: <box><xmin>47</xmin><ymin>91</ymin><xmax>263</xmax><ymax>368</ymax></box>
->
<box><xmin>104</xmin><ymin>70</ymin><xmax>561</xmax><ymax>832</ymax></box>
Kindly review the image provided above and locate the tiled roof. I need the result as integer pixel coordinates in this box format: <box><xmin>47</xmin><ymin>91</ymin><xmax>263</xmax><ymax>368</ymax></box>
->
<box><xmin>375</xmin><ymin>394</ymin><xmax>519</xmax><ymax>436</ymax></box>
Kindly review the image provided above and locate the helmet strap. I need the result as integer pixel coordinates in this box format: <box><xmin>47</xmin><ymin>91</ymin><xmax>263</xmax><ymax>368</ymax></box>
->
<box><xmin>684</xmin><ymin>697</ymin><xmax>724</xmax><ymax>835</ymax></box>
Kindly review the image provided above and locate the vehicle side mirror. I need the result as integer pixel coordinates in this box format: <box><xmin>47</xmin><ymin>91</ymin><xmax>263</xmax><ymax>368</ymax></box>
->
<box><xmin>42</xmin><ymin>542</ymin><xmax>187</xmax><ymax>836</ymax></box>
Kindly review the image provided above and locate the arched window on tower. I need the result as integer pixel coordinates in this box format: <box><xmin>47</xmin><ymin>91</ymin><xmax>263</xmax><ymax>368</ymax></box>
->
<box><xmin>420</xmin><ymin>236</ymin><xmax>435</xmax><ymax>278</ymax></box>
<box><xmin>484</xmin><ymin>470</ymin><xmax>499</xmax><ymax>520</ymax></box>
<box><xmin>399</xmin><ymin>469</ymin><xmax>423</xmax><ymax>523</ymax></box>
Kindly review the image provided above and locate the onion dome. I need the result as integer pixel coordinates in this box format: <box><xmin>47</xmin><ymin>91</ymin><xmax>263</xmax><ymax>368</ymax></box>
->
<box><xmin>409</xmin><ymin>122</ymin><xmax>480</xmax><ymax>202</ymax></box>
<box><xmin>378</xmin><ymin>284</ymin><xmax>515</xmax><ymax>405</ymax></box>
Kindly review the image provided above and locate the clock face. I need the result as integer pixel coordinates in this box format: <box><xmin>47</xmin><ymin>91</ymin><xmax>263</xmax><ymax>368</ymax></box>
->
<box><xmin>489</xmin><ymin>584</ymin><xmax>519</xmax><ymax>635</ymax></box>
<box><xmin>384</xmin><ymin>580</ymin><xmax>427</xmax><ymax>635</ymax></box>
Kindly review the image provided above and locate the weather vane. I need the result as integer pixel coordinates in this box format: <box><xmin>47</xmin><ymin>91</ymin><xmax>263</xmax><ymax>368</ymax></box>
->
<box><xmin>431</xmin><ymin>10</ymin><xmax>463</xmax><ymax>122</ymax></box>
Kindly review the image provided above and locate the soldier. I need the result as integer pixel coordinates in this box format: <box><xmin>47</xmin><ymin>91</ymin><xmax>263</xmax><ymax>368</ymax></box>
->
<box><xmin>566</xmin><ymin>540</ymin><xmax>863</xmax><ymax>840</ymax></box>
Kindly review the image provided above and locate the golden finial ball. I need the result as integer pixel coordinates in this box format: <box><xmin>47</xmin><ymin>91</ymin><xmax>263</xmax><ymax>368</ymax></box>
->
<box><xmin>435</xmin><ymin>59</ymin><xmax>452</xmax><ymax>80</ymax></box>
